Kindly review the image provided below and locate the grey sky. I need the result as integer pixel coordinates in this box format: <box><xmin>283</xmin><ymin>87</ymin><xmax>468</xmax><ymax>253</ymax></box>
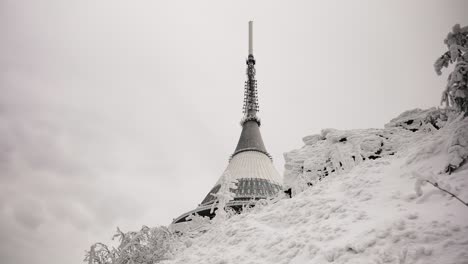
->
<box><xmin>1</xmin><ymin>0</ymin><xmax>467</xmax><ymax>263</ymax></box>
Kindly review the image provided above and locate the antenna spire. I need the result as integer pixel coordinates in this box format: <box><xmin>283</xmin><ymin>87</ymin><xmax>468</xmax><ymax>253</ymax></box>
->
<box><xmin>249</xmin><ymin>21</ymin><xmax>253</xmax><ymax>55</ymax></box>
<box><xmin>242</xmin><ymin>21</ymin><xmax>260</xmax><ymax>125</ymax></box>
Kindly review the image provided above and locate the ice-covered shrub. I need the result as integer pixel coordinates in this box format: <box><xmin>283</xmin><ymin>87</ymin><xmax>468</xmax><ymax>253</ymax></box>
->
<box><xmin>85</xmin><ymin>226</ymin><xmax>184</xmax><ymax>264</ymax></box>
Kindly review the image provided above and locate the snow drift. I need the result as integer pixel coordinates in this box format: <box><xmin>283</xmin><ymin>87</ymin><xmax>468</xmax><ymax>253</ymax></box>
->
<box><xmin>162</xmin><ymin>108</ymin><xmax>468</xmax><ymax>264</ymax></box>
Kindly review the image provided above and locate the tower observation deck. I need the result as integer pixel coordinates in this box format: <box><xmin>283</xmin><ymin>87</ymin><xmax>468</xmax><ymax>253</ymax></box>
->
<box><xmin>173</xmin><ymin>21</ymin><xmax>282</xmax><ymax>223</ymax></box>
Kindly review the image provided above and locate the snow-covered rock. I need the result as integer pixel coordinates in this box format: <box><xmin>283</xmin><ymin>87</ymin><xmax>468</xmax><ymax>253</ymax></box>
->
<box><xmin>283</xmin><ymin>108</ymin><xmax>466</xmax><ymax>195</ymax></box>
<box><xmin>385</xmin><ymin>108</ymin><xmax>449</xmax><ymax>132</ymax></box>
<box><xmin>160</xmin><ymin>108</ymin><xmax>468</xmax><ymax>264</ymax></box>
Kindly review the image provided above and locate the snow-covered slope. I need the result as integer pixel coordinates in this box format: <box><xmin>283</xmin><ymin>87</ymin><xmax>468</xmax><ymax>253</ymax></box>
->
<box><xmin>164</xmin><ymin>108</ymin><xmax>468</xmax><ymax>264</ymax></box>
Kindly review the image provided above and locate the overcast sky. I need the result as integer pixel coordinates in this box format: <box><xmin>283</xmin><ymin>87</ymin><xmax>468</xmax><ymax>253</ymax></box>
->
<box><xmin>1</xmin><ymin>0</ymin><xmax>468</xmax><ymax>263</ymax></box>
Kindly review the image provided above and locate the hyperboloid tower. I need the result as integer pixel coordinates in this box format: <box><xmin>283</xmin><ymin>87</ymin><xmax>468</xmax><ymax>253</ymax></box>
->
<box><xmin>173</xmin><ymin>21</ymin><xmax>282</xmax><ymax>223</ymax></box>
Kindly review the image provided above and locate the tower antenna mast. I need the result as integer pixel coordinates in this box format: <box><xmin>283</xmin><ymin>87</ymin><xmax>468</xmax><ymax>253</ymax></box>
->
<box><xmin>243</xmin><ymin>21</ymin><xmax>259</xmax><ymax>122</ymax></box>
<box><xmin>249</xmin><ymin>21</ymin><xmax>253</xmax><ymax>55</ymax></box>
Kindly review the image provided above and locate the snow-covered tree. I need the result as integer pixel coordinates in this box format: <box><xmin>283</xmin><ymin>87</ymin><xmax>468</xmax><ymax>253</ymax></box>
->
<box><xmin>434</xmin><ymin>24</ymin><xmax>468</xmax><ymax>116</ymax></box>
<box><xmin>210</xmin><ymin>170</ymin><xmax>238</xmax><ymax>223</ymax></box>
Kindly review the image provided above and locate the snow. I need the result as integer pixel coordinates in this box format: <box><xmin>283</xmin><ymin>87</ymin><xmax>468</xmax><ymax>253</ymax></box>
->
<box><xmin>86</xmin><ymin>108</ymin><xmax>468</xmax><ymax>264</ymax></box>
<box><xmin>161</xmin><ymin>108</ymin><xmax>468</xmax><ymax>264</ymax></box>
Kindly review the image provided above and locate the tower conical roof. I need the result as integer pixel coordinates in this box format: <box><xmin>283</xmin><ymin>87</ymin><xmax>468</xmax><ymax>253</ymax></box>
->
<box><xmin>233</xmin><ymin>120</ymin><xmax>268</xmax><ymax>157</ymax></box>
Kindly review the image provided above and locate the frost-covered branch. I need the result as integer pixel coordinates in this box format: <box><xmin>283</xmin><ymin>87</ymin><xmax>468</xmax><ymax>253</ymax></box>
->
<box><xmin>414</xmin><ymin>172</ymin><xmax>468</xmax><ymax>208</ymax></box>
<box><xmin>424</xmin><ymin>180</ymin><xmax>468</xmax><ymax>207</ymax></box>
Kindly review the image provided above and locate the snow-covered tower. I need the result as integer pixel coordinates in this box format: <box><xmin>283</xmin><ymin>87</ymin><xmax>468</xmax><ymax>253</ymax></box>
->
<box><xmin>173</xmin><ymin>21</ymin><xmax>282</xmax><ymax>223</ymax></box>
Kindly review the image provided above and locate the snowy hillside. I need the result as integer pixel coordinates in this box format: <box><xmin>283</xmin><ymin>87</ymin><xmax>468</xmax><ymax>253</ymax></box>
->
<box><xmin>162</xmin><ymin>108</ymin><xmax>468</xmax><ymax>264</ymax></box>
